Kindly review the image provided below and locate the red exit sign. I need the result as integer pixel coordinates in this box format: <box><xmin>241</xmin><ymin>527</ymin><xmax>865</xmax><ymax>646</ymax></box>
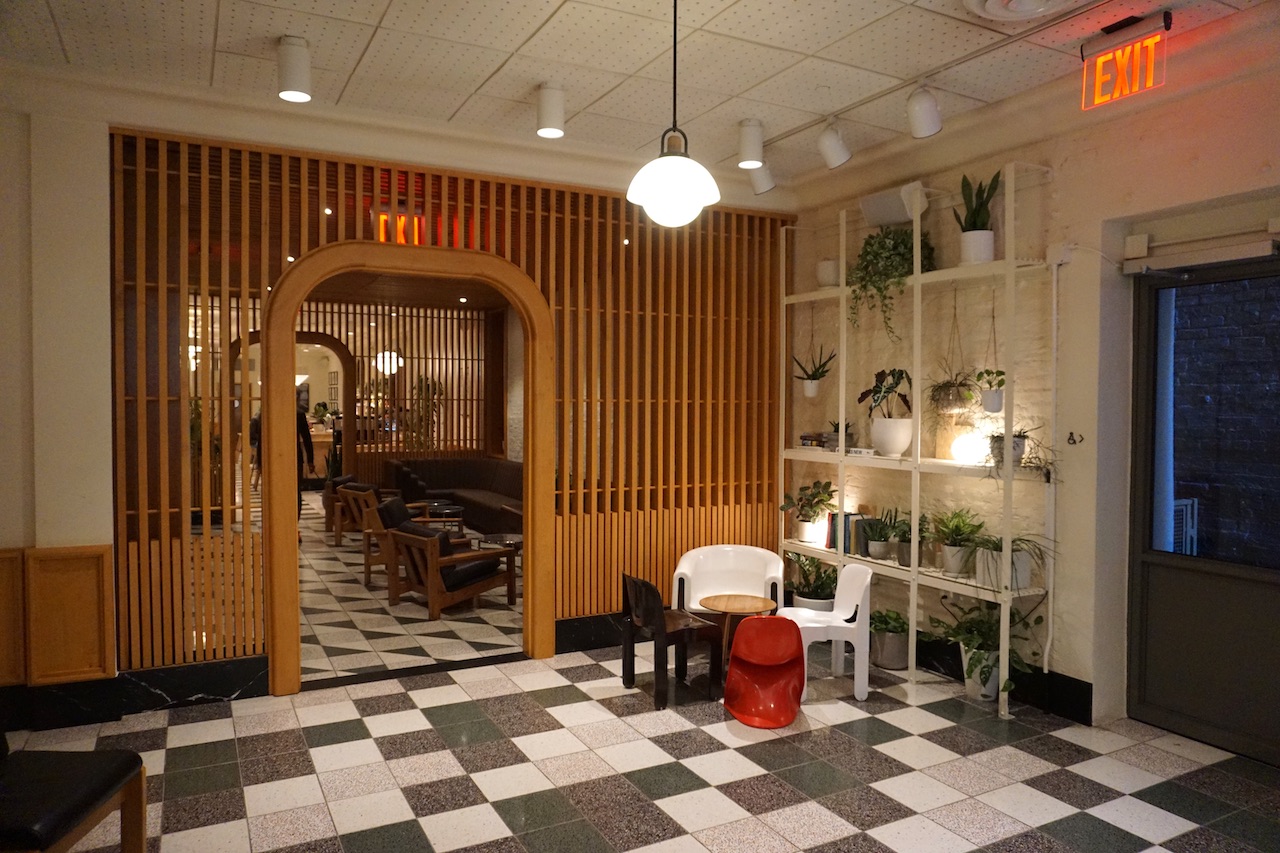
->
<box><xmin>1082</xmin><ymin>27</ymin><xmax>1167</xmax><ymax>110</ymax></box>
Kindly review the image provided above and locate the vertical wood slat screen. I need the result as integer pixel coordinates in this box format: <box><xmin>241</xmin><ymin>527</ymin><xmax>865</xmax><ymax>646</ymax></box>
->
<box><xmin>111</xmin><ymin>130</ymin><xmax>788</xmax><ymax>670</ymax></box>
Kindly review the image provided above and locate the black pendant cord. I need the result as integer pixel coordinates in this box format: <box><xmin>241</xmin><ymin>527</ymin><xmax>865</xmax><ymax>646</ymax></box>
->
<box><xmin>671</xmin><ymin>0</ymin><xmax>679</xmax><ymax>131</ymax></box>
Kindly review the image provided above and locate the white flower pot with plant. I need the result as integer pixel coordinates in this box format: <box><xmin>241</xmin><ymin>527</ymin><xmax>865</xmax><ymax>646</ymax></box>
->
<box><xmin>975</xmin><ymin>368</ymin><xmax>1005</xmax><ymax>413</ymax></box>
<box><xmin>870</xmin><ymin>609</ymin><xmax>910</xmax><ymax>670</ymax></box>
<box><xmin>928</xmin><ymin>508</ymin><xmax>984</xmax><ymax>577</ymax></box>
<box><xmin>858</xmin><ymin>368</ymin><xmax>913</xmax><ymax>457</ymax></box>
<box><xmin>780</xmin><ymin>480</ymin><xmax>837</xmax><ymax>546</ymax></box>
<box><xmin>863</xmin><ymin>509</ymin><xmax>897</xmax><ymax>561</ymax></box>
<box><xmin>929</xmin><ymin>597</ymin><xmax>1042</xmax><ymax>701</ymax></box>
<box><xmin>954</xmin><ymin>171</ymin><xmax>1001</xmax><ymax>265</ymax></box>
<box><xmin>973</xmin><ymin>534</ymin><xmax>1052</xmax><ymax>590</ymax></box>
<box><xmin>793</xmin><ymin>345</ymin><xmax>837</xmax><ymax>399</ymax></box>
<box><xmin>786</xmin><ymin>551</ymin><xmax>837</xmax><ymax>610</ymax></box>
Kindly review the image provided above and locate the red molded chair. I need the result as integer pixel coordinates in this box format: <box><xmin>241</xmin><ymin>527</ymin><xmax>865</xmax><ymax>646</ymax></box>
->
<box><xmin>722</xmin><ymin>615</ymin><xmax>805</xmax><ymax>728</ymax></box>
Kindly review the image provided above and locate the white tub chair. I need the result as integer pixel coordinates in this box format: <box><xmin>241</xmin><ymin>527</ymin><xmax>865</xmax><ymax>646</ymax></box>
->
<box><xmin>673</xmin><ymin>545</ymin><xmax>784</xmax><ymax>614</ymax></box>
<box><xmin>777</xmin><ymin>562</ymin><xmax>871</xmax><ymax>701</ymax></box>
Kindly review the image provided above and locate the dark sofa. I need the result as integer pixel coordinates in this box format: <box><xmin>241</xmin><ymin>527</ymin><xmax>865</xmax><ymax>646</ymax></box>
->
<box><xmin>386</xmin><ymin>457</ymin><xmax>523</xmax><ymax>533</ymax></box>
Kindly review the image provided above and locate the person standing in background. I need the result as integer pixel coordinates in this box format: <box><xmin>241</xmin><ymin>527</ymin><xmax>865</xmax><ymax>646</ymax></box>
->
<box><xmin>297</xmin><ymin>402</ymin><xmax>315</xmax><ymax>529</ymax></box>
<box><xmin>248</xmin><ymin>410</ymin><xmax>262</xmax><ymax>491</ymax></box>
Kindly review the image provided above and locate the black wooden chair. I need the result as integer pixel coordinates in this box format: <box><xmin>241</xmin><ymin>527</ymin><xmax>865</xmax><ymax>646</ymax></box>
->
<box><xmin>0</xmin><ymin>736</ymin><xmax>146</xmax><ymax>853</ymax></box>
<box><xmin>621</xmin><ymin>574</ymin><xmax>721</xmax><ymax>710</ymax></box>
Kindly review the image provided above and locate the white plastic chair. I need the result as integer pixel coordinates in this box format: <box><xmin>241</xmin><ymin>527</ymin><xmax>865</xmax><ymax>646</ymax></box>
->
<box><xmin>777</xmin><ymin>563</ymin><xmax>871</xmax><ymax>701</ymax></box>
<box><xmin>672</xmin><ymin>545</ymin><xmax>784</xmax><ymax>613</ymax></box>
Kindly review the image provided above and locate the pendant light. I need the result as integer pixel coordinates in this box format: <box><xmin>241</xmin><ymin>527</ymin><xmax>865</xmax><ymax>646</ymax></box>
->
<box><xmin>277</xmin><ymin>36</ymin><xmax>311</xmax><ymax>103</ymax></box>
<box><xmin>906</xmin><ymin>86</ymin><xmax>942</xmax><ymax>138</ymax></box>
<box><xmin>626</xmin><ymin>0</ymin><xmax>720</xmax><ymax>228</ymax></box>
<box><xmin>817</xmin><ymin>120</ymin><xmax>851</xmax><ymax>169</ymax></box>
<box><xmin>737</xmin><ymin>119</ymin><xmax>764</xmax><ymax>169</ymax></box>
<box><xmin>536</xmin><ymin>83</ymin><xmax>564</xmax><ymax>139</ymax></box>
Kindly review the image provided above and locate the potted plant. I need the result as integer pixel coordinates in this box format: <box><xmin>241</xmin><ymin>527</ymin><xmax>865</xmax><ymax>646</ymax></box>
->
<box><xmin>928</xmin><ymin>508</ymin><xmax>984</xmax><ymax>576</ymax></box>
<box><xmin>781</xmin><ymin>480</ymin><xmax>837</xmax><ymax>545</ymax></box>
<box><xmin>847</xmin><ymin>226</ymin><xmax>936</xmax><ymax>341</ymax></box>
<box><xmin>954</xmin><ymin>170</ymin><xmax>1001</xmax><ymax>265</ymax></box>
<box><xmin>928</xmin><ymin>596</ymin><xmax>1042</xmax><ymax>700</ymax></box>
<box><xmin>824</xmin><ymin>420</ymin><xmax>855</xmax><ymax>450</ymax></box>
<box><xmin>863</xmin><ymin>509</ymin><xmax>898</xmax><ymax>561</ymax></box>
<box><xmin>988</xmin><ymin>428</ymin><xmax>1029</xmax><ymax>470</ymax></box>
<box><xmin>870</xmin><ymin>609</ymin><xmax>910</xmax><ymax>670</ymax></box>
<box><xmin>926</xmin><ymin>363</ymin><xmax>978</xmax><ymax>415</ymax></box>
<box><xmin>971</xmin><ymin>534</ymin><xmax>1052</xmax><ymax>589</ymax></box>
<box><xmin>786</xmin><ymin>551</ymin><xmax>838</xmax><ymax>610</ymax></box>
<box><xmin>793</xmin><ymin>346</ymin><xmax>838</xmax><ymax>398</ymax></box>
<box><xmin>895</xmin><ymin>511</ymin><xmax>927</xmax><ymax>568</ymax></box>
<box><xmin>857</xmin><ymin>368</ymin><xmax>913</xmax><ymax>457</ymax></box>
<box><xmin>975</xmin><ymin>368</ymin><xmax>1005</xmax><ymax>412</ymax></box>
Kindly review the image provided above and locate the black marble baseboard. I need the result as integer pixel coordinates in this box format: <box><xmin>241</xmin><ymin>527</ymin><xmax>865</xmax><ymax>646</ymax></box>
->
<box><xmin>557</xmin><ymin>615</ymin><xmax>1094</xmax><ymax>724</ymax></box>
<box><xmin>1</xmin><ymin>656</ymin><xmax>269</xmax><ymax>732</ymax></box>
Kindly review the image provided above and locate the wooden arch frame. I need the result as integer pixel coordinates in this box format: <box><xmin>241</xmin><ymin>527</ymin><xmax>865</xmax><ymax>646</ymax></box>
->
<box><xmin>227</xmin><ymin>331</ymin><xmax>358</xmax><ymax>481</ymax></box>
<box><xmin>262</xmin><ymin>242</ymin><xmax>555</xmax><ymax>694</ymax></box>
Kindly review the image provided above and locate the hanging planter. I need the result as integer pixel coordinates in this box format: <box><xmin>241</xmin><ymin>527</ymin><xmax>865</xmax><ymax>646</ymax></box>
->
<box><xmin>975</xmin><ymin>369</ymin><xmax>1005</xmax><ymax>413</ymax></box>
<box><xmin>793</xmin><ymin>344</ymin><xmax>836</xmax><ymax>398</ymax></box>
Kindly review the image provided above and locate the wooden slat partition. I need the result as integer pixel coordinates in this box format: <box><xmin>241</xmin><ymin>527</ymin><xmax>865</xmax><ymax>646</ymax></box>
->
<box><xmin>111</xmin><ymin>130</ymin><xmax>789</xmax><ymax>671</ymax></box>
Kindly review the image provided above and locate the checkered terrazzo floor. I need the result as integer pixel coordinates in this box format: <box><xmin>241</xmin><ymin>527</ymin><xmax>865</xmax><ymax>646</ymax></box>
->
<box><xmin>295</xmin><ymin>492</ymin><xmax>524</xmax><ymax>682</ymax></box>
<box><xmin>8</xmin><ymin>644</ymin><xmax>1280</xmax><ymax>853</ymax></box>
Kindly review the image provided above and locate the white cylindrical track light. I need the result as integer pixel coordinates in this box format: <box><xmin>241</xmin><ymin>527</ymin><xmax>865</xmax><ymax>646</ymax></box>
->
<box><xmin>737</xmin><ymin>118</ymin><xmax>763</xmax><ymax>169</ymax></box>
<box><xmin>537</xmin><ymin>83</ymin><xmax>564</xmax><ymax>139</ymax></box>
<box><xmin>817</xmin><ymin>122</ymin><xmax>851</xmax><ymax>169</ymax></box>
<box><xmin>277</xmin><ymin>36</ymin><xmax>311</xmax><ymax>103</ymax></box>
<box><xmin>906</xmin><ymin>86</ymin><xmax>943</xmax><ymax>138</ymax></box>
<box><xmin>749</xmin><ymin>163</ymin><xmax>775</xmax><ymax>195</ymax></box>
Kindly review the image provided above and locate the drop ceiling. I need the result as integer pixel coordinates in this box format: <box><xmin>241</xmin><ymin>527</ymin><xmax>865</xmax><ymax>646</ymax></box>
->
<box><xmin>0</xmin><ymin>0</ymin><xmax>1257</xmax><ymax>185</ymax></box>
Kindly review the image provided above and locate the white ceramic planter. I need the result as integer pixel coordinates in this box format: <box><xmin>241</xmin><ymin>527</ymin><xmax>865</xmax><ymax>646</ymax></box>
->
<box><xmin>870</xmin><ymin>416</ymin><xmax>913</xmax><ymax>457</ymax></box>
<box><xmin>977</xmin><ymin>549</ymin><xmax>1033</xmax><ymax>589</ymax></box>
<box><xmin>793</xmin><ymin>595</ymin><xmax>834</xmax><ymax>611</ymax></box>
<box><xmin>802</xmin><ymin>379</ymin><xmax>820</xmax><ymax>398</ymax></box>
<box><xmin>959</xmin><ymin>230</ymin><xmax>995</xmax><ymax>265</ymax></box>
<box><xmin>990</xmin><ymin>435</ymin><xmax>1026</xmax><ymax>468</ymax></box>
<box><xmin>980</xmin><ymin>388</ymin><xmax>1004</xmax><ymax>413</ymax></box>
<box><xmin>796</xmin><ymin>519</ymin><xmax>824</xmax><ymax>545</ymax></box>
<box><xmin>940</xmin><ymin>544</ymin><xmax>971</xmax><ymax>577</ymax></box>
<box><xmin>961</xmin><ymin>645</ymin><xmax>1002</xmax><ymax>701</ymax></box>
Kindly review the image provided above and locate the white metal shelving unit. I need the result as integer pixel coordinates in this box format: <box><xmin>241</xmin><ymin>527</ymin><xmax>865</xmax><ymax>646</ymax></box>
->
<box><xmin>778</xmin><ymin>162</ymin><xmax>1056</xmax><ymax>719</ymax></box>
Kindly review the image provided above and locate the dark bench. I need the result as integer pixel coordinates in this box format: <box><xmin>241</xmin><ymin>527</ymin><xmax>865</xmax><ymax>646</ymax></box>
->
<box><xmin>386</xmin><ymin>457</ymin><xmax>522</xmax><ymax>534</ymax></box>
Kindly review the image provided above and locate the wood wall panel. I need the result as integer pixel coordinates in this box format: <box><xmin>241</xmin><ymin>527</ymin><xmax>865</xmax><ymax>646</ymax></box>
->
<box><xmin>24</xmin><ymin>545</ymin><xmax>115</xmax><ymax>685</ymax></box>
<box><xmin>111</xmin><ymin>130</ymin><xmax>789</xmax><ymax>668</ymax></box>
<box><xmin>0</xmin><ymin>549</ymin><xmax>24</xmax><ymax>685</ymax></box>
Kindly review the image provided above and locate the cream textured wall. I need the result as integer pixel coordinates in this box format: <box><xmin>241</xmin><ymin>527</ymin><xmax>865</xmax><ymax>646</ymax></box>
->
<box><xmin>29</xmin><ymin>115</ymin><xmax>114</xmax><ymax>548</ymax></box>
<box><xmin>0</xmin><ymin>112</ymin><xmax>34</xmax><ymax>548</ymax></box>
<box><xmin>790</xmin><ymin>1</ymin><xmax>1280</xmax><ymax>721</ymax></box>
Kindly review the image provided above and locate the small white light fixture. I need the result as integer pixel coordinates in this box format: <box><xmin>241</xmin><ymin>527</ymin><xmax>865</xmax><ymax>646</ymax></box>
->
<box><xmin>374</xmin><ymin>351</ymin><xmax>403</xmax><ymax>375</ymax></box>
<box><xmin>537</xmin><ymin>83</ymin><xmax>565</xmax><ymax>139</ymax></box>
<box><xmin>906</xmin><ymin>86</ymin><xmax>943</xmax><ymax>138</ymax></box>
<box><xmin>277</xmin><ymin>36</ymin><xmax>312</xmax><ymax>103</ymax></box>
<box><xmin>737</xmin><ymin>119</ymin><xmax>764</xmax><ymax>169</ymax></box>
<box><xmin>817</xmin><ymin>121</ymin><xmax>851</xmax><ymax>170</ymax></box>
<box><xmin>459</xmin><ymin>297</ymin><xmax>468</xmax><ymax>304</ymax></box>
<box><xmin>626</xmin><ymin>0</ymin><xmax>720</xmax><ymax>228</ymax></box>
<box><xmin>951</xmin><ymin>431</ymin><xmax>990</xmax><ymax>465</ymax></box>
<box><xmin>749</xmin><ymin>162</ymin><xmax>776</xmax><ymax>195</ymax></box>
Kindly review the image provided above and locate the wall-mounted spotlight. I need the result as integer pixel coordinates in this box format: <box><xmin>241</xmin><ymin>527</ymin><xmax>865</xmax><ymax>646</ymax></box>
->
<box><xmin>906</xmin><ymin>86</ymin><xmax>942</xmax><ymax>138</ymax></box>
<box><xmin>277</xmin><ymin>36</ymin><xmax>311</xmax><ymax>103</ymax></box>
<box><xmin>737</xmin><ymin>119</ymin><xmax>764</xmax><ymax>169</ymax></box>
<box><xmin>749</xmin><ymin>163</ymin><xmax>776</xmax><ymax>195</ymax></box>
<box><xmin>817</xmin><ymin>121</ymin><xmax>851</xmax><ymax>169</ymax></box>
<box><xmin>537</xmin><ymin>83</ymin><xmax>564</xmax><ymax>139</ymax></box>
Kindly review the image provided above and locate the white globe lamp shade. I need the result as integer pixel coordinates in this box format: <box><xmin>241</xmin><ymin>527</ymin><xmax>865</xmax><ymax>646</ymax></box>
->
<box><xmin>627</xmin><ymin>146</ymin><xmax>720</xmax><ymax>228</ymax></box>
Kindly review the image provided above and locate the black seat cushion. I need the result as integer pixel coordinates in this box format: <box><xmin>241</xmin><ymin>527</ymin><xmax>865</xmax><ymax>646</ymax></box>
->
<box><xmin>397</xmin><ymin>522</ymin><xmax>453</xmax><ymax>556</ymax></box>
<box><xmin>377</xmin><ymin>497</ymin><xmax>413</xmax><ymax>529</ymax></box>
<box><xmin>0</xmin><ymin>749</ymin><xmax>141</xmax><ymax>850</ymax></box>
<box><xmin>330</xmin><ymin>474</ymin><xmax>357</xmax><ymax>488</ymax></box>
<box><xmin>439</xmin><ymin>557</ymin><xmax>503</xmax><ymax>592</ymax></box>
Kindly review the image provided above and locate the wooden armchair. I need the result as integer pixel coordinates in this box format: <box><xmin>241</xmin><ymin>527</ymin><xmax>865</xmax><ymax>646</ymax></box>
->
<box><xmin>323</xmin><ymin>474</ymin><xmax>357</xmax><ymax>535</ymax></box>
<box><xmin>391</xmin><ymin>527</ymin><xmax>516</xmax><ymax>620</ymax></box>
<box><xmin>372</xmin><ymin>498</ymin><xmax>468</xmax><ymax>604</ymax></box>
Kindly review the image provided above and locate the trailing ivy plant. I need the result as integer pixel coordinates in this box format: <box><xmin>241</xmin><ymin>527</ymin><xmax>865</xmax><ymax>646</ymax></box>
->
<box><xmin>847</xmin><ymin>226</ymin><xmax>936</xmax><ymax>341</ymax></box>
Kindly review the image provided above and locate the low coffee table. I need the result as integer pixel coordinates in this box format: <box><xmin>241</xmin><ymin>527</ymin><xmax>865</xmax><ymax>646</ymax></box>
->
<box><xmin>699</xmin><ymin>594</ymin><xmax>778</xmax><ymax>678</ymax></box>
<box><xmin>422</xmin><ymin>504</ymin><xmax>465</xmax><ymax>534</ymax></box>
<box><xmin>480</xmin><ymin>533</ymin><xmax>523</xmax><ymax>553</ymax></box>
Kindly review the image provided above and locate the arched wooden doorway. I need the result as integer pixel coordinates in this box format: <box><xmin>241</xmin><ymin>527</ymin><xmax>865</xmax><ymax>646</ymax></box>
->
<box><xmin>262</xmin><ymin>242</ymin><xmax>555</xmax><ymax>695</ymax></box>
<box><xmin>227</xmin><ymin>331</ymin><xmax>358</xmax><ymax>480</ymax></box>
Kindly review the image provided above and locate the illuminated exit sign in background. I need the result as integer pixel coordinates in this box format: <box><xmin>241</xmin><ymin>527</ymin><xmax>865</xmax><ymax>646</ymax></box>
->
<box><xmin>1082</xmin><ymin>17</ymin><xmax>1170</xmax><ymax>110</ymax></box>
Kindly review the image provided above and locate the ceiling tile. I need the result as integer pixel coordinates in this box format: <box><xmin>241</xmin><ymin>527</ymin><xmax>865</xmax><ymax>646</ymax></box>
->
<box><xmin>381</xmin><ymin>0</ymin><xmax>561</xmax><ymax>51</ymax></box>
<box><xmin>760</xmin><ymin>142</ymin><xmax>827</xmax><ymax>180</ymax></box>
<box><xmin>931</xmin><ymin>40</ymin><xmax>1079</xmax><ymax>101</ymax></box>
<box><xmin>242</xmin><ymin>0</ymin><xmax>393</xmax><ymax>26</ymax></box>
<box><xmin>565</xmin><ymin>110</ymin><xmax>660</xmax><ymax>152</ymax></box>
<box><xmin>819</xmin><ymin>6</ymin><xmax>1005</xmax><ymax>79</ymax></box>
<box><xmin>477</xmin><ymin>54</ymin><xmax>628</xmax><ymax>113</ymax></box>
<box><xmin>216</xmin><ymin>0</ymin><xmax>376</xmax><ymax>73</ymax></box>
<box><xmin>635</xmin><ymin>30</ymin><xmax>805</xmax><ymax>97</ymax></box>
<box><xmin>741</xmin><ymin>56</ymin><xmax>901</xmax><ymax>114</ymax></box>
<box><xmin>912</xmin><ymin>0</ymin><xmax>1044</xmax><ymax>35</ymax></box>
<box><xmin>1028</xmin><ymin>0</ymin><xmax>1234</xmax><ymax>52</ymax></box>
<box><xmin>49</xmin><ymin>0</ymin><xmax>216</xmax><ymax>46</ymax></box>
<box><xmin>703</xmin><ymin>0</ymin><xmax>903</xmax><ymax>54</ymax></box>
<box><xmin>345</xmin><ymin>28</ymin><xmax>510</xmax><ymax>98</ymax></box>
<box><xmin>680</xmin><ymin>96</ymin><xmax>823</xmax><ymax>163</ymax></box>
<box><xmin>578</xmin><ymin>0</ymin><xmax>739</xmax><ymax>28</ymax></box>
<box><xmin>451</xmin><ymin>93</ymin><xmax>538</xmax><ymax>136</ymax></box>
<box><xmin>61</xmin><ymin>30</ymin><xmax>214</xmax><ymax>85</ymax></box>
<box><xmin>212</xmin><ymin>51</ymin><xmax>347</xmax><ymax>104</ymax></box>
<box><xmin>842</xmin><ymin>85</ymin><xmax>987</xmax><ymax>133</ymax></box>
<box><xmin>518</xmin><ymin>2</ymin><xmax>687</xmax><ymax>74</ymax></box>
<box><xmin>586</xmin><ymin>75</ymin><xmax>730</xmax><ymax>127</ymax></box>
<box><xmin>0</xmin><ymin>1</ymin><xmax>65</xmax><ymax>65</ymax></box>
